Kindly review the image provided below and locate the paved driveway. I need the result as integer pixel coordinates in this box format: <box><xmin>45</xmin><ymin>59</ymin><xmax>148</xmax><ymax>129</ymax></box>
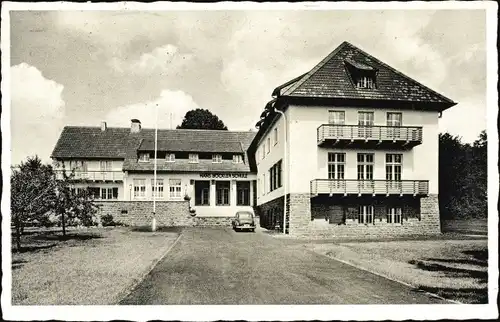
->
<box><xmin>120</xmin><ymin>227</ymin><xmax>448</xmax><ymax>304</ymax></box>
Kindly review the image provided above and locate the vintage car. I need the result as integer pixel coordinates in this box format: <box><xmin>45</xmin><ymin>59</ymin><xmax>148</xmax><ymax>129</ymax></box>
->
<box><xmin>232</xmin><ymin>211</ymin><xmax>256</xmax><ymax>232</ymax></box>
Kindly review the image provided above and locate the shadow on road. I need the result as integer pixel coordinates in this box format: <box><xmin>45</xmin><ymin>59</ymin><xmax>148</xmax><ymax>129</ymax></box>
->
<box><xmin>408</xmin><ymin>249</ymin><xmax>488</xmax><ymax>304</ymax></box>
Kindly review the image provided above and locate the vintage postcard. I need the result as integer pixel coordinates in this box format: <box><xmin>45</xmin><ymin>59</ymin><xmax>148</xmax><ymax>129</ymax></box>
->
<box><xmin>1</xmin><ymin>1</ymin><xmax>498</xmax><ymax>321</ymax></box>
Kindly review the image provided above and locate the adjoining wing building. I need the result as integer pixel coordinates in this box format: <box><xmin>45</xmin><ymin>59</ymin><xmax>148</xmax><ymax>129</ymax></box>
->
<box><xmin>51</xmin><ymin>41</ymin><xmax>456</xmax><ymax>236</ymax></box>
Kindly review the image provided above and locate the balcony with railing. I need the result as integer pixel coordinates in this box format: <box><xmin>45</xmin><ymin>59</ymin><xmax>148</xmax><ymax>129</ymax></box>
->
<box><xmin>317</xmin><ymin>124</ymin><xmax>423</xmax><ymax>149</ymax></box>
<box><xmin>55</xmin><ymin>170</ymin><xmax>124</xmax><ymax>182</ymax></box>
<box><xmin>310</xmin><ymin>179</ymin><xmax>429</xmax><ymax>197</ymax></box>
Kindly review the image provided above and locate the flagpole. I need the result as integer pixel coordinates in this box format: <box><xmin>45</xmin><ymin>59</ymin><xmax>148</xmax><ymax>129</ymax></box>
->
<box><xmin>152</xmin><ymin>103</ymin><xmax>158</xmax><ymax>232</ymax></box>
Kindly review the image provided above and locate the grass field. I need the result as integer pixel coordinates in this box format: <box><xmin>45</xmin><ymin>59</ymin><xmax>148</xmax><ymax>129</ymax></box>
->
<box><xmin>11</xmin><ymin>227</ymin><xmax>180</xmax><ymax>305</ymax></box>
<box><xmin>311</xmin><ymin>238</ymin><xmax>488</xmax><ymax>304</ymax></box>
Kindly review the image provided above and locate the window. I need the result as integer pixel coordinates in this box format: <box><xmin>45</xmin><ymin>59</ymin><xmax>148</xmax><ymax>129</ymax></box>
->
<box><xmin>357</xmin><ymin>153</ymin><xmax>374</xmax><ymax>191</ymax></box>
<box><xmin>169</xmin><ymin>179</ymin><xmax>182</xmax><ymax>199</ymax></box>
<box><xmin>387</xmin><ymin>207</ymin><xmax>402</xmax><ymax>224</ymax></box>
<box><xmin>386</xmin><ymin>154</ymin><xmax>403</xmax><ymax>191</ymax></box>
<box><xmin>269</xmin><ymin>160</ymin><xmax>283</xmax><ymax>192</ymax></box>
<box><xmin>189</xmin><ymin>153</ymin><xmax>199</xmax><ymax>163</ymax></box>
<box><xmin>151</xmin><ymin>179</ymin><xmax>164</xmax><ymax>198</ymax></box>
<box><xmin>212</xmin><ymin>154</ymin><xmax>222</xmax><ymax>163</ymax></box>
<box><xmin>139</xmin><ymin>153</ymin><xmax>150</xmax><ymax>162</ymax></box>
<box><xmin>69</xmin><ymin>160</ymin><xmax>88</xmax><ymax>171</ymax></box>
<box><xmin>356</xmin><ymin>76</ymin><xmax>375</xmax><ymax>89</ymax></box>
<box><xmin>262</xmin><ymin>173</ymin><xmax>266</xmax><ymax>194</ymax></box>
<box><xmin>328</xmin><ymin>153</ymin><xmax>345</xmax><ymax>180</ymax></box>
<box><xmin>387</xmin><ymin>113</ymin><xmax>403</xmax><ymax>139</ymax></box>
<box><xmin>236</xmin><ymin>181</ymin><xmax>250</xmax><ymax>206</ymax></box>
<box><xmin>166</xmin><ymin>153</ymin><xmax>175</xmax><ymax>162</ymax></box>
<box><xmin>328</xmin><ymin>111</ymin><xmax>346</xmax><ymax>137</ymax></box>
<box><xmin>273</xmin><ymin>128</ymin><xmax>278</xmax><ymax>145</ymax></box>
<box><xmin>233</xmin><ymin>154</ymin><xmax>243</xmax><ymax>164</ymax></box>
<box><xmin>216</xmin><ymin>181</ymin><xmax>230</xmax><ymax>206</ymax></box>
<box><xmin>88</xmin><ymin>187</ymin><xmax>117</xmax><ymax>200</ymax></box>
<box><xmin>267</xmin><ymin>138</ymin><xmax>271</xmax><ymax>154</ymax></box>
<box><xmin>195</xmin><ymin>181</ymin><xmax>210</xmax><ymax>206</ymax></box>
<box><xmin>100</xmin><ymin>161</ymin><xmax>112</xmax><ymax>171</ymax></box>
<box><xmin>133</xmin><ymin>179</ymin><xmax>146</xmax><ymax>198</ymax></box>
<box><xmin>262</xmin><ymin>142</ymin><xmax>266</xmax><ymax>159</ymax></box>
<box><xmin>358</xmin><ymin>205</ymin><xmax>374</xmax><ymax>224</ymax></box>
<box><xmin>358</xmin><ymin>112</ymin><xmax>374</xmax><ymax>138</ymax></box>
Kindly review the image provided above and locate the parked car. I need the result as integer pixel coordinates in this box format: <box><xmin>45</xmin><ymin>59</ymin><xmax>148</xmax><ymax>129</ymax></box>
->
<box><xmin>232</xmin><ymin>211</ymin><xmax>256</xmax><ymax>232</ymax></box>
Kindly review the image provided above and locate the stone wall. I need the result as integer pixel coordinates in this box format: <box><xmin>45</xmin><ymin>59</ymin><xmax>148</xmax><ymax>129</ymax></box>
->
<box><xmin>96</xmin><ymin>201</ymin><xmax>193</xmax><ymax>227</ymax></box>
<box><xmin>96</xmin><ymin>201</ymin><xmax>259</xmax><ymax>228</ymax></box>
<box><xmin>257</xmin><ymin>193</ymin><xmax>441</xmax><ymax>238</ymax></box>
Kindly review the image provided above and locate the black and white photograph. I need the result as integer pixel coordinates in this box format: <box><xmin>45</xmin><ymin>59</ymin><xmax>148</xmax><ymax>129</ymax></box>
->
<box><xmin>1</xmin><ymin>1</ymin><xmax>498</xmax><ymax>321</ymax></box>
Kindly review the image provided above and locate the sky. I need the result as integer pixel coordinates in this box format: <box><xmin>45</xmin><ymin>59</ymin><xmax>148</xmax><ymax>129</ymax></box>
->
<box><xmin>7</xmin><ymin>8</ymin><xmax>488</xmax><ymax>165</ymax></box>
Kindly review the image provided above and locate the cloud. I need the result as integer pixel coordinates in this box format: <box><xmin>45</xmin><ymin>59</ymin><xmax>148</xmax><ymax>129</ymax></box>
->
<box><xmin>109</xmin><ymin>44</ymin><xmax>193</xmax><ymax>75</ymax></box>
<box><xmin>439</xmin><ymin>96</ymin><xmax>486</xmax><ymax>143</ymax></box>
<box><xmin>105</xmin><ymin>89</ymin><xmax>200</xmax><ymax>129</ymax></box>
<box><xmin>11</xmin><ymin>63</ymin><xmax>65</xmax><ymax>164</ymax></box>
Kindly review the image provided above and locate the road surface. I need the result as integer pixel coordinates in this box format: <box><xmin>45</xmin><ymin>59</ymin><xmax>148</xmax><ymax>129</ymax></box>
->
<box><xmin>120</xmin><ymin>227</ymin><xmax>448</xmax><ymax>304</ymax></box>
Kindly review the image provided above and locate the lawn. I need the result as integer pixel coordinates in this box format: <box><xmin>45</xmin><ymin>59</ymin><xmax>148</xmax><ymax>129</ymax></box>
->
<box><xmin>310</xmin><ymin>238</ymin><xmax>488</xmax><ymax>304</ymax></box>
<box><xmin>11</xmin><ymin>226</ymin><xmax>180</xmax><ymax>305</ymax></box>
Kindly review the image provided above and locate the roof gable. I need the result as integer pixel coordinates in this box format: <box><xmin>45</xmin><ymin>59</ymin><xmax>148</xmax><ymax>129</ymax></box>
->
<box><xmin>274</xmin><ymin>41</ymin><xmax>456</xmax><ymax>106</ymax></box>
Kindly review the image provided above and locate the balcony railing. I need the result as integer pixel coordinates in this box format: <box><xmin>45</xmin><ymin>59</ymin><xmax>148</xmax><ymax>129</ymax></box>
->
<box><xmin>310</xmin><ymin>179</ymin><xmax>429</xmax><ymax>197</ymax></box>
<box><xmin>317</xmin><ymin>124</ymin><xmax>423</xmax><ymax>148</ymax></box>
<box><xmin>55</xmin><ymin>170</ymin><xmax>124</xmax><ymax>182</ymax></box>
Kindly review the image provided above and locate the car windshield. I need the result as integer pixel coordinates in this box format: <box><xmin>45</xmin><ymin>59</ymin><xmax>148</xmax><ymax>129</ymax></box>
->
<box><xmin>237</xmin><ymin>212</ymin><xmax>252</xmax><ymax>219</ymax></box>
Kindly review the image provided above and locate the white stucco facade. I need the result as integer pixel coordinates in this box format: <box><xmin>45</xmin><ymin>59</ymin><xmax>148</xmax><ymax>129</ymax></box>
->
<box><xmin>255</xmin><ymin>104</ymin><xmax>440</xmax><ymax>206</ymax></box>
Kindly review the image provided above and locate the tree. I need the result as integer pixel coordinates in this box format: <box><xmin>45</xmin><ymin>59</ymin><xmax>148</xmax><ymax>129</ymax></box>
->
<box><xmin>439</xmin><ymin>131</ymin><xmax>487</xmax><ymax>220</ymax></box>
<box><xmin>177</xmin><ymin>108</ymin><xmax>228</xmax><ymax>130</ymax></box>
<box><xmin>53</xmin><ymin>166</ymin><xmax>98</xmax><ymax>237</ymax></box>
<box><xmin>11</xmin><ymin>156</ymin><xmax>56</xmax><ymax>251</ymax></box>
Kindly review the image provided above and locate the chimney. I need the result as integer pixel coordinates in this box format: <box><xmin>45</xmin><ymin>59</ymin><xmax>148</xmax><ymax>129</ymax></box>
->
<box><xmin>131</xmin><ymin>119</ymin><xmax>141</xmax><ymax>133</ymax></box>
<box><xmin>101</xmin><ymin>121</ymin><xmax>107</xmax><ymax>132</ymax></box>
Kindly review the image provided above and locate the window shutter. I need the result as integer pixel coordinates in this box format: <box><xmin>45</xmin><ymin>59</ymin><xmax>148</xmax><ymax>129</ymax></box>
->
<box><xmin>113</xmin><ymin>188</ymin><xmax>119</xmax><ymax>199</ymax></box>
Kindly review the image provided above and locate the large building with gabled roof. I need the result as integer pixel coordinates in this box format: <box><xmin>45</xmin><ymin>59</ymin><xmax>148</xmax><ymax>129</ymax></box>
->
<box><xmin>51</xmin><ymin>40</ymin><xmax>457</xmax><ymax>235</ymax></box>
<box><xmin>51</xmin><ymin>120</ymin><xmax>258</xmax><ymax>225</ymax></box>
<box><xmin>251</xmin><ymin>41</ymin><xmax>456</xmax><ymax>237</ymax></box>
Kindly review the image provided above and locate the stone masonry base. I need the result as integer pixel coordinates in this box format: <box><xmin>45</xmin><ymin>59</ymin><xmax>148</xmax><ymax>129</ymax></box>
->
<box><xmin>257</xmin><ymin>194</ymin><xmax>441</xmax><ymax>238</ymax></box>
<box><xmin>96</xmin><ymin>201</ymin><xmax>258</xmax><ymax>227</ymax></box>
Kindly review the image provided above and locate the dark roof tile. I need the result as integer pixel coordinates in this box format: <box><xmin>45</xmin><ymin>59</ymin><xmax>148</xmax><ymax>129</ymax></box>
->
<box><xmin>52</xmin><ymin>127</ymin><xmax>256</xmax><ymax>173</ymax></box>
<box><xmin>274</xmin><ymin>41</ymin><xmax>456</xmax><ymax>105</ymax></box>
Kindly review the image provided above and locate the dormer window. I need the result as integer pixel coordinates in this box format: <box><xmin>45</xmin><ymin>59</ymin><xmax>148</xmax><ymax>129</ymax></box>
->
<box><xmin>189</xmin><ymin>153</ymin><xmax>199</xmax><ymax>163</ymax></box>
<box><xmin>233</xmin><ymin>154</ymin><xmax>243</xmax><ymax>164</ymax></box>
<box><xmin>356</xmin><ymin>76</ymin><xmax>375</xmax><ymax>89</ymax></box>
<box><xmin>166</xmin><ymin>153</ymin><xmax>175</xmax><ymax>162</ymax></box>
<box><xmin>344</xmin><ymin>58</ymin><xmax>378</xmax><ymax>90</ymax></box>
<box><xmin>212</xmin><ymin>154</ymin><xmax>222</xmax><ymax>163</ymax></box>
<box><xmin>138</xmin><ymin>153</ymin><xmax>150</xmax><ymax>162</ymax></box>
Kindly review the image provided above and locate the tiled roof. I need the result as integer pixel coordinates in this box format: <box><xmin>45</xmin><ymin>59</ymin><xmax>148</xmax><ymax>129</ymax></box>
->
<box><xmin>123</xmin><ymin>159</ymin><xmax>251</xmax><ymax>172</ymax></box>
<box><xmin>137</xmin><ymin>139</ymin><xmax>244</xmax><ymax>153</ymax></box>
<box><xmin>51</xmin><ymin>127</ymin><xmax>131</xmax><ymax>159</ymax></box>
<box><xmin>273</xmin><ymin>41</ymin><xmax>456</xmax><ymax>106</ymax></box>
<box><xmin>51</xmin><ymin>126</ymin><xmax>256</xmax><ymax>173</ymax></box>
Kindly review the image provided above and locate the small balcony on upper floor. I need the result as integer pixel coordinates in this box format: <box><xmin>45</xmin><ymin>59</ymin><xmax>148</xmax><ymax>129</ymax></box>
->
<box><xmin>317</xmin><ymin>124</ymin><xmax>423</xmax><ymax>149</ymax></box>
<box><xmin>310</xmin><ymin>179</ymin><xmax>429</xmax><ymax>198</ymax></box>
<box><xmin>54</xmin><ymin>170</ymin><xmax>124</xmax><ymax>182</ymax></box>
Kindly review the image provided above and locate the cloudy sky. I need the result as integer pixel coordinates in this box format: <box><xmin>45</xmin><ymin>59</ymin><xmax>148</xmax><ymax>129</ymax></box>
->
<box><xmin>7</xmin><ymin>8</ymin><xmax>488</xmax><ymax>164</ymax></box>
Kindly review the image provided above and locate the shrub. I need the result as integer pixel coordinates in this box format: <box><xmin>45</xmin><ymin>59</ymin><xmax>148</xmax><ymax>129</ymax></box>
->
<box><xmin>101</xmin><ymin>214</ymin><xmax>115</xmax><ymax>227</ymax></box>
